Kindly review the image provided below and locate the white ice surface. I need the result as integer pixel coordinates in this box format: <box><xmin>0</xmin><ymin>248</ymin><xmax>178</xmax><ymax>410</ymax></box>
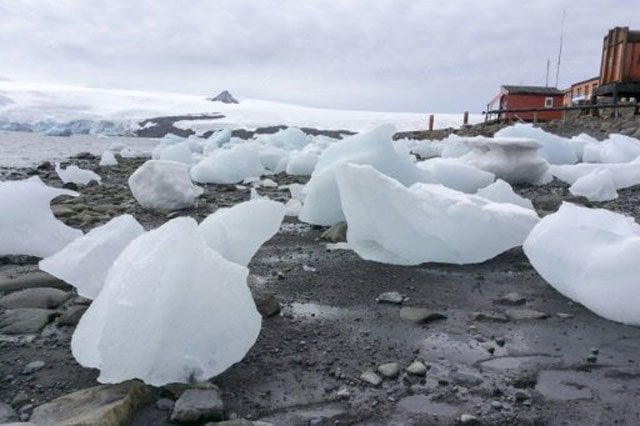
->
<box><xmin>416</xmin><ymin>158</ymin><xmax>495</xmax><ymax>193</ymax></box>
<box><xmin>191</xmin><ymin>145</ymin><xmax>267</xmax><ymax>184</ymax></box>
<box><xmin>71</xmin><ymin>217</ymin><xmax>261</xmax><ymax>386</ymax></box>
<box><xmin>569</xmin><ymin>169</ymin><xmax>618</xmax><ymax>202</ymax></box>
<box><xmin>336</xmin><ymin>164</ymin><xmax>539</xmax><ymax>265</ymax></box>
<box><xmin>129</xmin><ymin>160</ymin><xmax>203</xmax><ymax>210</ymax></box>
<box><xmin>99</xmin><ymin>151</ymin><xmax>118</xmax><ymax>166</ymax></box>
<box><xmin>0</xmin><ymin>177</ymin><xmax>82</xmax><ymax>257</ymax></box>
<box><xmin>582</xmin><ymin>134</ymin><xmax>640</xmax><ymax>164</ymax></box>
<box><xmin>55</xmin><ymin>163</ymin><xmax>101</xmax><ymax>186</ymax></box>
<box><xmin>524</xmin><ymin>203</ymin><xmax>640</xmax><ymax>325</ymax></box>
<box><xmin>39</xmin><ymin>215</ymin><xmax>145</xmax><ymax>299</ymax></box>
<box><xmin>495</xmin><ymin>123</ymin><xmax>578</xmax><ymax>165</ymax></box>
<box><xmin>475</xmin><ymin>179</ymin><xmax>535</xmax><ymax>210</ymax></box>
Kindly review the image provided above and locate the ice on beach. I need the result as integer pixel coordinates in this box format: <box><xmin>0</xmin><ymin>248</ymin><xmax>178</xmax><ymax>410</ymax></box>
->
<box><xmin>268</xmin><ymin>127</ymin><xmax>312</xmax><ymax>150</ymax></box>
<box><xmin>39</xmin><ymin>215</ymin><xmax>145</xmax><ymax>299</ymax></box>
<box><xmin>204</xmin><ymin>129</ymin><xmax>232</xmax><ymax>154</ymax></box>
<box><xmin>0</xmin><ymin>177</ymin><xmax>82</xmax><ymax>257</ymax></box>
<box><xmin>475</xmin><ymin>179</ymin><xmax>535</xmax><ymax>210</ymax></box>
<box><xmin>71</xmin><ymin>217</ymin><xmax>261</xmax><ymax>385</ymax></box>
<box><xmin>336</xmin><ymin>164</ymin><xmax>539</xmax><ymax>265</ymax></box>
<box><xmin>99</xmin><ymin>150</ymin><xmax>118</xmax><ymax>166</ymax></box>
<box><xmin>286</xmin><ymin>146</ymin><xmax>321</xmax><ymax>176</ymax></box>
<box><xmin>523</xmin><ymin>203</ymin><xmax>640</xmax><ymax>325</ymax></box>
<box><xmin>191</xmin><ymin>145</ymin><xmax>267</xmax><ymax>184</ymax></box>
<box><xmin>155</xmin><ymin>143</ymin><xmax>193</xmax><ymax>165</ymax></box>
<box><xmin>495</xmin><ymin>124</ymin><xmax>578</xmax><ymax>165</ymax></box>
<box><xmin>285</xmin><ymin>199</ymin><xmax>303</xmax><ymax>217</ymax></box>
<box><xmin>258</xmin><ymin>146</ymin><xmax>289</xmax><ymax>172</ymax></box>
<box><xmin>405</xmin><ymin>139</ymin><xmax>444</xmax><ymax>159</ymax></box>
<box><xmin>199</xmin><ymin>199</ymin><xmax>285</xmax><ymax>266</ymax></box>
<box><xmin>287</xmin><ymin>183</ymin><xmax>307</xmax><ymax>202</ymax></box>
<box><xmin>582</xmin><ymin>134</ymin><xmax>640</xmax><ymax>164</ymax></box>
<box><xmin>55</xmin><ymin>163</ymin><xmax>101</xmax><ymax>186</ymax></box>
<box><xmin>551</xmin><ymin>162</ymin><xmax>640</xmax><ymax>193</ymax></box>
<box><xmin>569</xmin><ymin>133</ymin><xmax>598</xmax><ymax>161</ymax></box>
<box><xmin>447</xmin><ymin>137</ymin><xmax>551</xmax><ymax>185</ymax></box>
<box><xmin>416</xmin><ymin>158</ymin><xmax>495</xmax><ymax>193</ymax></box>
<box><xmin>129</xmin><ymin>160</ymin><xmax>203</xmax><ymax>210</ymax></box>
<box><xmin>569</xmin><ymin>169</ymin><xmax>618</xmax><ymax>201</ymax></box>
<box><xmin>120</xmin><ymin>148</ymin><xmax>147</xmax><ymax>158</ymax></box>
<box><xmin>299</xmin><ymin>125</ymin><xmax>423</xmax><ymax>225</ymax></box>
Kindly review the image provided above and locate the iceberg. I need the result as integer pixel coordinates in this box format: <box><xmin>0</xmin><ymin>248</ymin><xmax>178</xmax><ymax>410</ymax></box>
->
<box><xmin>203</xmin><ymin>129</ymin><xmax>232</xmax><ymax>154</ymax></box>
<box><xmin>0</xmin><ymin>177</ymin><xmax>82</xmax><ymax>257</ymax></box>
<box><xmin>523</xmin><ymin>203</ymin><xmax>640</xmax><ymax>325</ymax></box>
<box><xmin>476</xmin><ymin>179</ymin><xmax>535</xmax><ymax>210</ymax></box>
<box><xmin>129</xmin><ymin>160</ymin><xmax>203</xmax><ymax>211</ymax></box>
<box><xmin>569</xmin><ymin>169</ymin><xmax>618</xmax><ymax>202</ymax></box>
<box><xmin>55</xmin><ymin>163</ymin><xmax>101</xmax><ymax>186</ymax></box>
<box><xmin>582</xmin><ymin>134</ymin><xmax>640</xmax><ymax>164</ymax></box>
<box><xmin>191</xmin><ymin>145</ymin><xmax>267</xmax><ymax>184</ymax></box>
<box><xmin>71</xmin><ymin>217</ymin><xmax>261</xmax><ymax>386</ymax></box>
<box><xmin>99</xmin><ymin>151</ymin><xmax>118</xmax><ymax>166</ymax></box>
<box><xmin>157</xmin><ymin>143</ymin><xmax>193</xmax><ymax>165</ymax></box>
<box><xmin>285</xmin><ymin>146</ymin><xmax>321</xmax><ymax>176</ymax></box>
<box><xmin>335</xmin><ymin>164</ymin><xmax>539</xmax><ymax>265</ymax></box>
<box><xmin>199</xmin><ymin>199</ymin><xmax>285</xmax><ymax>266</ymax></box>
<box><xmin>495</xmin><ymin>123</ymin><xmax>578</xmax><ymax>165</ymax></box>
<box><xmin>299</xmin><ymin>125</ymin><xmax>423</xmax><ymax>226</ymax></box>
<box><xmin>416</xmin><ymin>158</ymin><xmax>495</xmax><ymax>193</ymax></box>
<box><xmin>39</xmin><ymin>215</ymin><xmax>145</xmax><ymax>299</ymax></box>
<box><xmin>268</xmin><ymin>127</ymin><xmax>311</xmax><ymax>150</ymax></box>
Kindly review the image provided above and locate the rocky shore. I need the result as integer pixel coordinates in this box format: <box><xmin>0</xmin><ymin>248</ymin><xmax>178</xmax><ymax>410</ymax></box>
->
<box><xmin>1</xmin><ymin>145</ymin><xmax>640</xmax><ymax>425</ymax></box>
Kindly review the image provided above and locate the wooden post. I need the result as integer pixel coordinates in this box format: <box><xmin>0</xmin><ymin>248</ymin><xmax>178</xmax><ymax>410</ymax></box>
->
<box><xmin>428</xmin><ymin>114</ymin><xmax>434</xmax><ymax>131</ymax></box>
<box><xmin>463</xmin><ymin>111</ymin><xmax>469</xmax><ymax>126</ymax></box>
<box><xmin>533</xmin><ymin>112</ymin><xmax>538</xmax><ymax>125</ymax></box>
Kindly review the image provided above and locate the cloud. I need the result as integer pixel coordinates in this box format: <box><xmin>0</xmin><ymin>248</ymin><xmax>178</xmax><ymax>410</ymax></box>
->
<box><xmin>1</xmin><ymin>0</ymin><xmax>639</xmax><ymax>112</ymax></box>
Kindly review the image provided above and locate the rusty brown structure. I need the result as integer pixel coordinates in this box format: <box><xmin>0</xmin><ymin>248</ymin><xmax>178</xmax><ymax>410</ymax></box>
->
<box><xmin>595</xmin><ymin>27</ymin><xmax>640</xmax><ymax>100</ymax></box>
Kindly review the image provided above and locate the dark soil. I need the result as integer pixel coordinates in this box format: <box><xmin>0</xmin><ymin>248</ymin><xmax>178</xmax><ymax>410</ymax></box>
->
<box><xmin>1</xmin><ymin>154</ymin><xmax>640</xmax><ymax>425</ymax></box>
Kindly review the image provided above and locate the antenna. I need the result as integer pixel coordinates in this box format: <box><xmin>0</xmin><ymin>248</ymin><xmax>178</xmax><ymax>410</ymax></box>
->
<box><xmin>546</xmin><ymin>59</ymin><xmax>550</xmax><ymax>87</ymax></box>
<box><xmin>555</xmin><ymin>10</ymin><xmax>565</xmax><ymax>87</ymax></box>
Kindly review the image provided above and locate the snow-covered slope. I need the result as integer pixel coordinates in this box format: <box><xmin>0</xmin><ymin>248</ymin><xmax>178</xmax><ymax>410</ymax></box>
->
<box><xmin>0</xmin><ymin>81</ymin><xmax>479</xmax><ymax>135</ymax></box>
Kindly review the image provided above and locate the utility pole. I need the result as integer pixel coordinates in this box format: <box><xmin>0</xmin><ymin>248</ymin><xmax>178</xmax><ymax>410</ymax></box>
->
<box><xmin>555</xmin><ymin>10</ymin><xmax>566</xmax><ymax>87</ymax></box>
<box><xmin>546</xmin><ymin>59</ymin><xmax>550</xmax><ymax>87</ymax></box>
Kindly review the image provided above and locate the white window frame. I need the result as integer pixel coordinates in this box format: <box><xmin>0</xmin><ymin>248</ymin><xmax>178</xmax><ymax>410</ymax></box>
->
<box><xmin>544</xmin><ymin>97</ymin><xmax>554</xmax><ymax>108</ymax></box>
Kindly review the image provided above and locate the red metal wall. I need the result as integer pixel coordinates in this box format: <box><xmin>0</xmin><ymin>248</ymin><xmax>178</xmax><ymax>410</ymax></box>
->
<box><xmin>501</xmin><ymin>94</ymin><xmax>564</xmax><ymax>121</ymax></box>
<box><xmin>600</xmin><ymin>27</ymin><xmax>640</xmax><ymax>85</ymax></box>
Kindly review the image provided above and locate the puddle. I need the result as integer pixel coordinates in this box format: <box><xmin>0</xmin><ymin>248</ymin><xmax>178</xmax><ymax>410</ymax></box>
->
<box><xmin>536</xmin><ymin>370</ymin><xmax>594</xmax><ymax>401</ymax></box>
<box><xmin>480</xmin><ymin>354</ymin><xmax>558</xmax><ymax>371</ymax></box>
<box><xmin>397</xmin><ymin>395</ymin><xmax>458</xmax><ymax>417</ymax></box>
<box><xmin>419</xmin><ymin>332</ymin><xmax>505</xmax><ymax>366</ymax></box>
<box><xmin>536</xmin><ymin>368</ymin><xmax>640</xmax><ymax>402</ymax></box>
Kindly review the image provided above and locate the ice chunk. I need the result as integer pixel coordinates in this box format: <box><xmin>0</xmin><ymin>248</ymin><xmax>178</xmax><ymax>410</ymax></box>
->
<box><xmin>453</xmin><ymin>137</ymin><xmax>551</xmax><ymax>185</ymax></box>
<box><xmin>551</xmin><ymin>162</ymin><xmax>640</xmax><ymax>193</ymax></box>
<box><xmin>568</xmin><ymin>133</ymin><xmax>598</xmax><ymax>162</ymax></box>
<box><xmin>335</xmin><ymin>164</ymin><xmax>539</xmax><ymax>265</ymax></box>
<box><xmin>203</xmin><ymin>129</ymin><xmax>232</xmax><ymax>154</ymax></box>
<box><xmin>416</xmin><ymin>158</ymin><xmax>495</xmax><ymax>193</ymax></box>
<box><xmin>191</xmin><ymin>145</ymin><xmax>267</xmax><ymax>184</ymax></box>
<box><xmin>0</xmin><ymin>177</ymin><xmax>82</xmax><ymax>257</ymax></box>
<box><xmin>299</xmin><ymin>125</ymin><xmax>423</xmax><ymax>225</ymax></box>
<box><xmin>569</xmin><ymin>169</ymin><xmax>618</xmax><ymax>201</ymax></box>
<box><xmin>523</xmin><ymin>203</ymin><xmax>640</xmax><ymax>325</ymax></box>
<box><xmin>39</xmin><ymin>215</ymin><xmax>145</xmax><ymax>299</ymax></box>
<box><xmin>285</xmin><ymin>199</ymin><xmax>302</xmax><ymax>217</ymax></box>
<box><xmin>55</xmin><ymin>163</ymin><xmax>101</xmax><ymax>186</ymax></box>
<box><xmin>268</xmin><ymin>127</ymin><xmax>311</xmax><ymax>150</ymax></box>
<box><xmin>582</xmin><ymin>134</ymin><xmax>640</xmax><ymax>164</ymax></box>
<box><xmin>495</xmin><ymin>123</ymin><xmax>578</xmax><ymax>165</ymax></box>
<box><xmin>259</xmin><ymin>146</ymin><xmax>289</xmax><ymax>172</ymax></box>
<box><xmin>120</xmin><ymin>148</ymin><xmax>147</xmax><ymax>158</ymax></box>
<box><xmin>199</xmin><ymin>199</ymin><xmax>285</xmax><ymax>266</ymax></box>
<box><xmin>129</xmin><ymin>160</ymin><xmax>203</xmax><ymax>211</ymax></box>
<box><xmin>287</xmin><ymin>183</ymin><xmax>307</xmax><ymax>202</ymax></box>
<box><xmin>157</xmin><ymin>143</ymin><xmax>193</xmax><ymax>165</ymax></box>
<box><xmin>71</xmin><ymin>217</ymin><xmax>261</xmax><ymax>385</ymax></box>
<box><xmin>475</xmin><ymin>179</ymin><xmax>535</xmax><ymax>210</ymax></box>
<box><xmin>99</xmin><ymin>151</ymin><xmax>118</xmax><ymax>166</ymax></box>
<box><xmin>260</xmin><ymin>178</ymin><xmax>278</xmax><ymax>188</ymax></box>
<box><xmin>285</xmin><ymin>146</ymin><xmax>322</xmax><ymax>176</ymax></box>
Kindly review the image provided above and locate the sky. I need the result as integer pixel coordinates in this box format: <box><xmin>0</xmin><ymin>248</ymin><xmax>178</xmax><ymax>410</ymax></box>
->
<box><xmin>1</xmin><ymin>0</ymin><xmax>639</xmax><ymax>113</ymax></box>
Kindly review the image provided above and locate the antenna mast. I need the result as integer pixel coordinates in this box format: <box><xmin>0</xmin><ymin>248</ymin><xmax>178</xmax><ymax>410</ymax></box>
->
<box><xmin>546</xmin><ymin>59</ymin><xmax>550</xmax><ymax>87</ymax></box>
<box><xmin>555</xmin><ymin>10</ymin><xmax>565</xmax><ymax>87</ymax></box>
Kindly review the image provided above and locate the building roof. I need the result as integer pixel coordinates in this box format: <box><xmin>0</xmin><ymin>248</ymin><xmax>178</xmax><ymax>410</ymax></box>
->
<box><xmin>502</xmin><ymin>85</ymin><xmax>564</xmax><ymax>95</ymax></box>
<box><xmin>571</xmin><ymin>76</ymin><xmax>600</xmax><ymax>87</ymax></box>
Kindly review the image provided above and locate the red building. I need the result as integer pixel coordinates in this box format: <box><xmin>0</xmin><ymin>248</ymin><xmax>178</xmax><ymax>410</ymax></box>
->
<box><xmin>487</xmin><ymin>85</ymin><xmax>564</xmax><ymax>122</ymax></box>
<box><xmin>563</xmin><ymin>76</ymin><xmax>599</xmax><ymax>106</ymax></box>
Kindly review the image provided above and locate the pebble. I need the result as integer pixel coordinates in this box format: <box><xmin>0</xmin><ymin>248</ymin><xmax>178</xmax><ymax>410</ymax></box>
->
<box><xmin>406</xmin><ymin>361</ymin><xmax>427</xmax><ymax>376</ymax></box>
<box><xmin>460</xmin><ymin>413</ymin><xmax>478</xmax><ymax>423</ymax></box>
<box><xmin>23</xmin><ymin>361</ymin><xmax>45</xmax><ymax>375</ymax></box>
<box><xmin>336</xmin><ymin>388</ymin><xmax>351</xmax><ymax>398</ymax></box>
<box><xmin>505</xmin><ymin>309</ymin><xmax>549</xmax><ymax>321</ymax></box>
<box><xmin>399</xmin><ymin>307</ymin><xmax>447</xmax><ymax>324</ymax></box>
<box><xmin>587</xmin><ymin>354</ymin><xmax>598</xmax><ymax>363</ymax></box>
<box><xmin>496</xmin><ymin>292</ymin><xmax>526</xmax><ymax>305</ymax></box>
<box><xmin>376</xmin><ymin>291</ymin><xmax>404</xmax><ymax>304</ymax></box>
<box><xmin>360</xmin><ymin>371</ymin><xmax>382</xmax><ymax>386</ymax></box>
<box><xmin>170</xmin><ymin>388</ymin><xmax>224</xmax><ymax>423</ymax></box>
<box><xmin>514</xmin><ymin>390</ymin><xmax>531</xmax><ymax>402</ymax></box>
<box><xmin>450</xmin><ymin>371</ymin><xmax>483</xmax><ymax>387</ymax></box>
<box><xmin>491</xmin><ymin>401</ymin><xmax>503</xmax><ymax>410</ymax></box>
<box><xmin>556</xmin><ymin>312</ymin><xmax>574</xmax><ymax>319</ymax></box>
<box><xmin>470</xmin><ymin>312</ymin><xmax>509</xmax><ymax>323</ymax></box>
<box><xmin>377</xmin><ymin>362</ymin><xmax>400</xmax><ymax>378</ymax></box>
<box><xmin>11</xmin><ymin>391</ymin><xmax>29</xmax><ymax>406</ymax></box>
<box><xmin>156</xmin><ymin>398</ymin><xmax>175</xmax><ymax>411</ymax></box>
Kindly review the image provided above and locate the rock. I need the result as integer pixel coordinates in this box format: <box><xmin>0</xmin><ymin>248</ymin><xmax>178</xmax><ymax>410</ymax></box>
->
<box><xmin>320</xmin><ymin>222</ymin><xmax>347</xmax><ymax>243</ymax></box>
<box><xmin>0</xmin><ymin>288</ymin><xmax>70</xmax><ymax>310</ymax></box>
<box><xmin>51</xmin><ymin>205</ymin><xmax>76</xmax><ymax>218</ymax></box>
<box><xmin>22</xmin><ymin>361</ymin><xmax>45</xmax><ymax>375</ymax></box>
<box><xmin>406</xmin><ymin>361</ymin><xmax>427</xmax><ymax>376</ymax></box>
<box><xmin>156</xmin><ymin>398</ymin><xmax>175</xmax><ymax>411</ymax></box>
<box><xmin>556</xmin><ymin>312</ymin><xmax>574</xmax><ymax>319</ymax></box>
<box><xmin>360</xmin><ymin>370</ymin><xmax>382</xmax><ymax>386</ymax></box>
<box><xmin>62</xmin><ymin>182</ymin><xmax>79</xmax><ymax>191</ymax></box>
<box><xmin>170</xmin><ymin>388</ymin><xmax>224</xmax><ymax>423</ymax></box>
<box><xmin>213</xmin><ymin>420</ymin><xmax>273</xmax><ymax>426</ymax></box>
<box><xmin>30</xmin><ymin>380</ymin><xmax>151</xmax><ymax>426</ymax></box>
<box><xmin>377</xmin><ymin>362</ymin><xmax>400</xmax><ymax>378</ymax></box>
<box><xmin>209</xmin><ymin>90</ymin><xmax>239</xmax><ymax>104</ymax></box>
<box><xmin>0</xmin><ymin>309</ymin><xmax>57</xmax><ymax>334</ymax></box>
<box><xmin>514</xmin><ymin>390</ymin><xmax>531</xmax><ymax>402</ymax></box>
<box><xmin>491</xmin><ymin>401</ymin><xmax>503</xmax><ymax>410</ymax></box>
<box><xmin>0</xmin><ymin>401</ymin><xmax>18</xmax><ymax>422</ymax></box>
<box><xmin>505</xmin><ymin>309</ymin><xmax>549</xmax><ymax>321</ymax></box>
<box><xmin>450</xmin><ymin>371</ymin><xmax>483</xmax><ymax>388</ymax></box>
<box><xmin>58</xmin><ymin>305</ymin><xmax>88</xmax><ymax>326</ymax></box>
<box><xmin>399</xmin><ymin>307</ymin><xmax>447</xmax><ymax>324</ymax></box>
<box><xmin>496</xmin><ymin>292</ymin><xmax>526</xmax><ymax>305</ymax></box>
<box><xmin>587</xmin><ymin>354</ymin><xmax>598</xmax><ymax>363</ymax></box>
<box><xmin>11</xmin><ymin>391</ymin><xmax>30</xmax><ymax>407</ymax></box>
<box><xmin>533</xmin><ymin>194</ymin><xmax>562</xmax><ymax>212</ymax></box>
<box><xmin>375</xmin><ymin>291</ymin><xmax>404</xmax><ymax>304</ymax></box>
<box><xmin>336</xmin><ymin>388</ymin><xmax>350</xmax><ymax>399</ymax></box>
<box><xmin>252</xmin><ymin>292</ymin><xmax>281</xmax><ymax>318</ymax></box>
<box><xmin>0</xmin><ymin>272</ymin><xmax>70</xmax><ymax>293</ymax></box>
<box><xmin>470</xmin><ymin>312</ymin><xmax>509</xmax><ymax>322</ymax></box>
<box><xmin>37</xmin><ymin>161</ymin><xmax>54</xmax><ymax>171</ymax></box>
<box><xmin>162</xmin><ymin>381</ymin><xmax>218</xmax><ymax>400</ymax></box>
<box><xmin>460</xmin><ymin>414</ymin><xmax>479</xmax><ymax>424</ymax></box>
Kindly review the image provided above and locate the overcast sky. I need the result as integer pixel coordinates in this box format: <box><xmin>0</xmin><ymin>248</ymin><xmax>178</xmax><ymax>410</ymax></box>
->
<box><xmin>1</xmin><ymin>1</ymin><xmax>639</xmax><ymax>113</ymax></box>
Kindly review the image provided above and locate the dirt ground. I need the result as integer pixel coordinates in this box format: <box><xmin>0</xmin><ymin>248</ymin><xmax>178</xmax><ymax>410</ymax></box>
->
<box><xmin>1</xmin><ymin>155</ymin><xmax>640</xmax><ymax>425</ymax></box>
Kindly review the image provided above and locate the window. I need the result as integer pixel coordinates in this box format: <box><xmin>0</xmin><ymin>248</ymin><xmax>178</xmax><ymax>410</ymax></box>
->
<box><xmin>544</xmin><ymin>97</ymin><xmax>554</xmax><ymax>108</ymax></box>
